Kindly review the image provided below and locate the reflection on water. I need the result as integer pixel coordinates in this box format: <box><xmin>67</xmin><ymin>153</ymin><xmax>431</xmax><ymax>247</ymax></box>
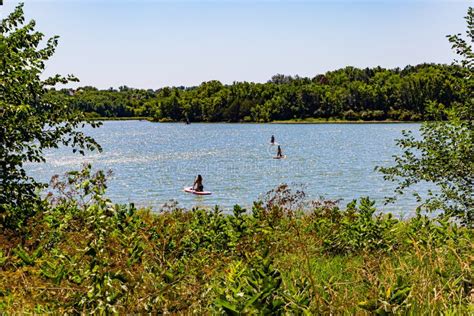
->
<box><xmin>26</xmin><ymin>121</ymin><xmax>425</xmax><ymax>215</ymax></box>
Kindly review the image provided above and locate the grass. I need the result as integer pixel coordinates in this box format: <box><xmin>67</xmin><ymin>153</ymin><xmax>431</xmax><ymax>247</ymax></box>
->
<box><xmin>0</xmin><ymin>167</ymin><xmax>473</xmax><ymax>314</ymax></box>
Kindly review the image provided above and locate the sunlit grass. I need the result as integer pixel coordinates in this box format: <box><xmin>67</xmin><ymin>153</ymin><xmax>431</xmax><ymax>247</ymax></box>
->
<box><xmin>0</xmin><ymin>168</ymin><xmax>472</xmax><ymax>313</ymax></box>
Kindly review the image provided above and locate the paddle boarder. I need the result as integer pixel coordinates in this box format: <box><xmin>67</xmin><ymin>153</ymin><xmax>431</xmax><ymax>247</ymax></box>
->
<box><xmin>277</xmin><ymin>145</ymin><xmax>283</xmax><ymax>158</ymax></box>
<box><xmin>192</xmin><ymin>174</ymin><xmax>204</xmax><ymax>192</ymax></box>
<box><xmin>271</xmin><ymin>135</ymin><xmax>275</xmax><ymax>144</ymax></box>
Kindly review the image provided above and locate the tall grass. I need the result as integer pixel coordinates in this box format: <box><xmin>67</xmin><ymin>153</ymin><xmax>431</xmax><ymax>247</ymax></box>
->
<box><xmin>0</xmin><ymin>166</ymin><xmax>472</xmax><ymax>314</ymax></box>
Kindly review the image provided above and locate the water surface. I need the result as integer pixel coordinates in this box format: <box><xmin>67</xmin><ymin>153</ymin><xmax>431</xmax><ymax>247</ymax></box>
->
<box><xmin>27</xmin><ymin>121</ymin><xmax>424</xmax><ymax>215</ymax></box>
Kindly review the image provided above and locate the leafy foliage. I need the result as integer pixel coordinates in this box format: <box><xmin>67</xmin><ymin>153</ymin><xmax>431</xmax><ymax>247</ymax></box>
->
<box><xmin>213</xmin><ymin>253</ymin><xmax>285</xmax><ymax>314</ymax></box>
<box><xmin>0</xmin><ymin>169</ymin><xmax>472</xmax><ymax>314</ymax></box>
<box><xmin>358</xmin><ymin>275</ymin><xmax>412</xmax><ymax>314</ymax></box>
<box><xmin>378</xmin><ymin>7</ymin><xmax>474</xmax><ymax>226</ymax></box>
<box><xmin>0</xmin><ymin>4</ymin><xmax>101</xmax><ymax>228</ymax></box>
<box><xmin>46</xmin><ymin>63</ymin><xmax>466</xmax><ymax>123</ymax></box>
<box><xmin>1</xmin><ymin>3</ymin><xmax>473</xmax><ymax>315</ymax></box>
<box><xmin>321</xmin><ymin>198</ymin><xmax>398</xmax><ymax>254</ymax></box>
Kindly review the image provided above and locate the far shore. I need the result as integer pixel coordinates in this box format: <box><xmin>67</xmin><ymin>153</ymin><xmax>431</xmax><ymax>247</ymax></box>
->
<box><xmin>89</xmin><ymin>116</ymin><xmax>153</xmax><ymax>121</ymax></box>
<box><xmin>269</xmin><ymin>119</ymin><xmax>418</xmax><ymax>124</ymax></box>
<box><xmin>89</xmin><ymin>116</ymin><xmax>420</xmax><ymax>124</ymax></box>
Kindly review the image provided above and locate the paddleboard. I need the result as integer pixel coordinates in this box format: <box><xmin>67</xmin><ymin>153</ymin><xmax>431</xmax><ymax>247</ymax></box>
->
<box><xmin>184</xmin><ymin>187</ymin><xmax>212</xmax><ymax>195</ymax></box>
<box><xmin>273</xmin><ymin>155</ymin><xmax>287</xmax><ymax>159</ymax></box>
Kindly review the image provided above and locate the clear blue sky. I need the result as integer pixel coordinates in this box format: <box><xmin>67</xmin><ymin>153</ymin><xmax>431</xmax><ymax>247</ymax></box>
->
<box><xmin>1</xmin><ymin>0</ymin><xmax>470</xmax><ymax>89</ymax></box>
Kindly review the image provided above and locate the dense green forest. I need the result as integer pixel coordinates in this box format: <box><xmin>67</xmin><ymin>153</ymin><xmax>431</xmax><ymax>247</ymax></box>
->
<box><xmin>47</xmin><ymin>63</ymin><xmax>467</xmax><ymax>122</ymax></box>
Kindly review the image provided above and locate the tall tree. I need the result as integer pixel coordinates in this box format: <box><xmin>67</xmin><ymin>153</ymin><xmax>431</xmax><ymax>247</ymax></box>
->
<box><xmin>0</xmin><ymin>4</ymin><xmax>101</xmax><ymax>227</ymax></box>
<box><xmin>378</xmin><ymin>7</ymin><xmax>474</xmax><ymax>225</ymax></box>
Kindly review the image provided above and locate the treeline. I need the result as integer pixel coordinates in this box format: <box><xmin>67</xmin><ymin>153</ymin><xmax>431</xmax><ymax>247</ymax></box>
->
<box><xmin>47</xmin><ymin>63</ymin><xmax>467</xmax><ymax>122</ymax></box>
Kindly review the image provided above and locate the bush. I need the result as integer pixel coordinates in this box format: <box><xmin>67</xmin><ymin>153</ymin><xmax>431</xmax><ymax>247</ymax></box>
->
<box><xmin>1</xmin><ymin>171</ymin><xmax>472</xmax><ymax>314</ymax></box>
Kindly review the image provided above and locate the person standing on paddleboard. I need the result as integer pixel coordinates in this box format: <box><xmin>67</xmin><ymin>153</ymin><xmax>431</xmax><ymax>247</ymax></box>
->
<box><xmin>271</xmin><ymin>135</ymin><xmax>275</xmax><ymax>144</ymax></box>
<box><xmin>277</xmin><ymin>145</ymin><xmax>283</xmax><ymax>158</ymax></box>
<box><xmin>193</xmin><ymin>174</ymin><xmax>204</xmax><ymax>192</ymax></box>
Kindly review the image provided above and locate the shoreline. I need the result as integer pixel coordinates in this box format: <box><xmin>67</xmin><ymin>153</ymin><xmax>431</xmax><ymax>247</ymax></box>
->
<box><xmin>89</xmin><ymin>117</ymin><xmax>420</xmax><ymax>124</ymax></box>
<box><xmin>269</xmin><ymin>119</ymin><xmax>418</xmax><ymax>124</ymax></box>
<box><xmin>89</xmin><ymin>116</ymin><xmax>153</xmax><ymax>121</ymax></box>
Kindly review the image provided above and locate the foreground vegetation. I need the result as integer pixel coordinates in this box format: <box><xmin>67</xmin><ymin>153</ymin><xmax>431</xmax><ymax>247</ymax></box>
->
<box><xmin>1</xmin><ymin>4</ymin><xmax>473</xmax><ymax>314</ymax></box>
<box><xmin>1</xmin><ymin>167</ymin><xmax>473</xmax><ymax>314</ymax></box>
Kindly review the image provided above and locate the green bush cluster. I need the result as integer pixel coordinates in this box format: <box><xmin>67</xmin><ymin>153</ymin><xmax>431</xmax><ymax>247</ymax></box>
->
<box><xmin>1</xmin><ymin>166</ymin><xmax>472</xmax><ymax>314</ymax></box>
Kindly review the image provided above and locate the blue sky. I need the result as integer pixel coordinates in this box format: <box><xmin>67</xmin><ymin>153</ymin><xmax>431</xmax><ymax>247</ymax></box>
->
<box><xmin>1</xmin><ymin>0</ymin><xmax>470</xmax><ymax>89</ymax></box>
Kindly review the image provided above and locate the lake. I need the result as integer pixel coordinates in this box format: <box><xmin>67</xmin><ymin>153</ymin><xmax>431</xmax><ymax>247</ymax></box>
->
<box><xmin>27</xmin><ymin>121</ymin><xmax>425</xmax><ymax>215</ymax></box>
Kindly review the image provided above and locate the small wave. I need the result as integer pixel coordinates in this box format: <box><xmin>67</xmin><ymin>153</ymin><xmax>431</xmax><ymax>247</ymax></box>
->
<box><xmin>45</xmin><ymin>149</ymin><xmax>225</xmax><ymax>167</ymax></box>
